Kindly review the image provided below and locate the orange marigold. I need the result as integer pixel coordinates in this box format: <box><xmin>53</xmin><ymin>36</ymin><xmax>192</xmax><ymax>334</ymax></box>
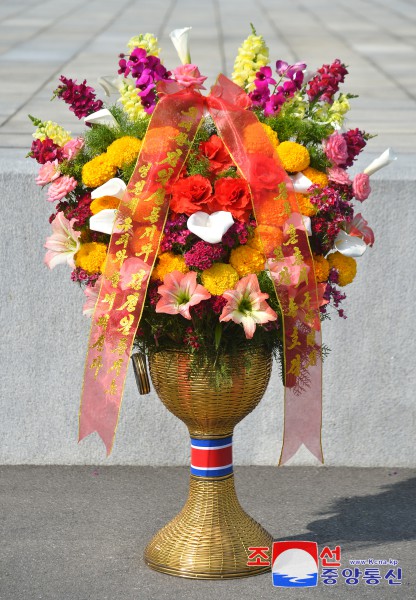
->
<box><xmin>75</xmin><ymin>242</ymin><xmax>108</xmax><ymax>274</ymax></box>
<box><xmin>244</xmin><ymin>123</ymin><xmax>279</xmax><ymax>155</ymax></box>
<box><xmin>328</xmin><ymin>251</ymin><xmax>357</xmax><ymax>286</ymax></box>
<box><xmin>295</xmin><ymin>192</ymin><xmax>317</xmax><ymax>217</ymax></box>
<box><xmin>82</xmin><ymin>155</ymin><xmax>117</xmax><ymax>188</ymax></box>
<box><xmin>313</xmin><ymin>254</ymin><xmax>330</xmax><ymax>283</ymax></box>
<box><xmin>247</xmin><ymin>224</ymin><xmax>283</xmax><ymax>255</ymax></box>
<box><xmin>302</xmin><ymin>166</ymin><xmax>328</xmax><ymax>188</ymax></box>
<box><xmin>229</xmin><ymin>245</ymin><xmax>265</xmax><ymax>277</ymax></box>
<box><xmin>142</xmin><ymin>126</ymin><xmax>180</xmax><ymax>156</ymax></box>
<box><xmin>151</xmin><ymin>252</ymin><xmax>188</xmax><ymax>281</ymax></box>
<box><xmin>276</xmin><ymin>141</ymin><xmax>310</xmax><ymax>172</ymax></box>
<box><xmin>90</xmin><ymin>195</ymin><xmax>120</xmax><ymax>215</ymax></box>
<box><xmin>106</xmin><ymin>136</ymin><xmax>142</xmax><ymax>168</ymax></box>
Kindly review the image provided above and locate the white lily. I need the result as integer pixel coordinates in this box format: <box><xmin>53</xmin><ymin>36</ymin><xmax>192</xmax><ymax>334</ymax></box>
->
<box><xmin>363</xmin><ymin>148</ymin><xmax>397</xmax><ymax>176</ymax></box>
<box><xmin>84</xmin><ymin>108</ymin><xmax>118</xmax><ymax>127</ymax></box>
<box><xmin>334</xmin><ymin>230</ymin><xmax>367</xmax><ymax>257</ymax></box>
<box><xmin>169</xmin><ymin>27</ymin><xmax>192</xmax><ymax>64</ymax></box>
<box><xmin>97</xmin><ymin>75</ymin><xmax>123</xmax><ymax>97</ymax></box>
<box><xmin>90</xmin><ymin>209</ymin><xmax>118</xmax><ymax>235</ymax></box>
<box><xmin>91</xmin><ymin>178</ymin><xmax>127</xmax><ymax>200</ymax></box>
<box><xmin>187</xmin><ymin>211</ymin><xmax>234</xmax><ymax>244</ymax></box>
<box><xmin>290</xmin><ymin>172</ymin><xmax>313</xmax><ymax>193</ymax></box>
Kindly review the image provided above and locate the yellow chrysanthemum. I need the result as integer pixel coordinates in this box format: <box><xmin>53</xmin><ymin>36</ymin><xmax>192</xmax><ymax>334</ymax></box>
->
<box><xmin>244</xmin><ymin>123</ymin><xmax>279</xmax><ymax>155</ymax></box>
<box><xmin>151</xmin><ymin>252</ymin><xmax>188</xmax><ymax>281</ymax></box>
<box><xmin>229</xmin><ymin>245</ymin><xmax>265</xmax><ymax>278</ymax></box>
<box><xmin>302</xmin><ymin>166</ymin><xmax>328</xmax><ymax>188</ymax></box>
<box><xmin>327</xmin><ymin>251</ymin><xmax>357</xmax><ymax>286</ymax></box>
<box><xmin>247</xmin><ymin>225</ymin><xmax>283</xmax><ymax>255</ymax></box>
<box><xmin>201</xmin><ymin>263</ymin><xmax>239</xmax><ymax>296</ymax></box>
<box><xmin>118</xmin><ymin>80</ymin><xmax>148</xmax><ymax>121</ymax></box>
<box><xmin>276</xmin><ymin>141</ymin><xmax>310</xmax><ymax>173</ymax></box>
<box><xmin>33</xmin><ymin>120</ymin><xmax>71</xmax><ymax>146</ymax></box>
<box><xmin>143</xmin><ymin>126</ymin><xmax>180</xmax><ymax>155</ymax></box>
<box><xmin>106</xmin><ymin>136</ymin><xmax>142</xmax><ymax>168</ymax></box>
<box><xmin>231</xmin><ymin>32</ymin><xmax>269</xmax><ymax>91</ymax></box>
<box><xmin>75</xmin><ymin>242</ymin><xmax>108</xmax><ymax>274</ymax></box>
<box><xmin>313</xmin><ymin>254</ymin><xmax>330</xmax><ymax>283</ymax></box>
<box><xmin>90</xmin><ymin>196</ymin><xmax>120</xmax><ymax>215</ymax></box>
<box><xmin>127</xmin><ymin>33</ymin><xmax>160</xmax><ymax>56</ymax></box>
<box><xmin>295</xmin><ymin>192</ymin><xmax>317</xmax><ymax>217</ymax></box>
<box><xmin>82</xmin><ymin>155</ymin><xmax>117</xmax><ymax>188</ymax></box>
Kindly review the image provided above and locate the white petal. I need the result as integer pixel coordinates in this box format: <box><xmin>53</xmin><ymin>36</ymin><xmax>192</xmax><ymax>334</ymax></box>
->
<box><xmin>363</xmin><ymin>148</ymin><xmax>397</xmax><ymax>176</ymax></box>
<box><xmin>169</xmin><ymin>27</ymin><xmax>192</xmax><ymax>64</ymax></box>
<box><xmin>334</xmin><ymin>230</ymin><xmax>367</xmax><ymax>257</ymax></box>
<box><xmin>91</xmin><ymin>178</ymin><xmax>127</xmax><ymax>200</ymax></box>
<box><xmin>290</xmin><ymin>172</ymin><xmax>313</xmax><ymax>193</ymax></box>
<box><xmin>97</xmin><ymin>75</ymin><xmax>122</xmax><ymax>97</ymax></box>
<box><xmin>187</xmin><ymin>211</ymin><xmax>234</xmax><ymax>244</ymax></box>
<box><xmin>84</xmin><ymin>109</ymin><xmax>118</xmax><ymax>127</ymax></box>
<box><xmin>89</xmin><ymin>209</ymin><xmax>117</xmax><ymax>235</ymax></box>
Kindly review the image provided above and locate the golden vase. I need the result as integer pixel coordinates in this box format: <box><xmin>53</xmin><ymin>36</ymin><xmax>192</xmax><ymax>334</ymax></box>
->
<box><xmin>144</xmin><ymin>347</ymin><xmax>274</xmax><ymax>579</ymax></box>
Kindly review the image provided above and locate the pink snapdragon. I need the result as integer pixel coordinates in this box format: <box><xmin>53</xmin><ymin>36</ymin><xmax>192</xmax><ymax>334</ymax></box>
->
<box><xmin>352</xmin><ymin>173</ymin><xmax>371</xmax><ymax>201</ymax></box>
<box><xmin>219</xmin><ymin>274</ymin><xmax>277</xmax><ymax>339</ymax></box>
<box><xmin>173</xmin><ymin>64</ymin><xmax>207</xmax><ymax>89</ymax></box>
<box><xmin>62</xmin><ymin>137</ymin><xmax>84</xmax><ymax>160</ymax></box>
<box><xmin>44</xmin><ymin>211</ymin><xmax>81</xmax><ymax>269</ymax></box>
<box><xmin>47</xmin><ymin>175</ymin><xmax>77</xmax><ymax>202</ymax></box>
<box><xmin>36</xmin><ymin>160</ymin><xmax>60</xmax><ymax>186</ymax></box>
<box><xmin>155</xmin><ymin>271</ymin><xmax>211</xmax><ymax>319</ymax></box>
<box><xmin>324</xmin><ymin>133</ymin><xmax>348</xmax><ymax>166</ymax></box>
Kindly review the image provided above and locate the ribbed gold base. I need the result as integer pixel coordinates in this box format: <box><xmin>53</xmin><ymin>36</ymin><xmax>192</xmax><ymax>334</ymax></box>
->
<box><xmin>144</xmin><ymin>474</ymin><xmax>273</xmax><ymax>579</ymax></box>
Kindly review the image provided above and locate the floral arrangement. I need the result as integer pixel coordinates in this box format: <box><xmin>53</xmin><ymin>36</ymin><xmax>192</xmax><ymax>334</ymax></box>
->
<box><xmin>28</xmin><ymin>27</ymin><xmax>396</xmax><ymax>454</ymax></box>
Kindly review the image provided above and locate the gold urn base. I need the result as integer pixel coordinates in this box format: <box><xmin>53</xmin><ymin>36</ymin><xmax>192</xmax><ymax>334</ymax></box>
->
<box><xmin>144</xmin><ymin>474</ymin><xmax>273</xmax><ymax>579</ymax></box>
<box><xmin>145</xmin><ymin>348</ymin><xmax>274</xmax><ymax>579</ymax></box>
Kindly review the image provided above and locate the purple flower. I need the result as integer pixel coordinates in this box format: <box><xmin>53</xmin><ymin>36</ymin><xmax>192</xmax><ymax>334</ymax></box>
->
<box><xmin>276</xmin><ymin>60</ymin><xmax>289</xmax><ymax>76</ymax></box>
<box><xmin>256</xmin><ymin>66</ymin><xmax>276</xmax><ymax>86</ymax></box>
<box><xmin>264</xmin><ymin>92</ymin><xmax>285</xmax><ymax>116</ymax></box>
<box><xmin>53</xmin><ymin>76</ymin><xmax>103</xmax><ymax>119</ymax></box>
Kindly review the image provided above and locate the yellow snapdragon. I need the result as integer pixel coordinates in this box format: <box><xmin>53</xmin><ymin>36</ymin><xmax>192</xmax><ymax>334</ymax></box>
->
<box><xmin>231</xmin><ymin>31</ymin><xmax>269</xmax><ymax>92</ymax></box>
<box><xmin>118</xmin><ymin>80</ymin><xmax>148</xmax><ymax>121</ymax></box>
<box><xmin>33</xmin><ymin>120</ymin><xmax>71</xmax><ymax>146</ymax></box>
<box><xmin>127</xmin><ymin>33</ymin><xmax>160</xmax><ymax>56</ymax></box>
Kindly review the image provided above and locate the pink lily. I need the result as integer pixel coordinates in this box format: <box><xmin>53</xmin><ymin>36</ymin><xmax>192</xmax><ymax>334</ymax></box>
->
<box><xmin>44</xmin><ymin>211</ymin><xmax>81</xmax><ymax>269</ymax></box>
<box><xmin>219</xmin><ymin>274</ymin><xmax>277</xmax><ymax>339</ymax></box>
<box><xmin>345</xmin><ymin>213</ymin><xmax>375</xmax><ymax>247</ymax></box>
<box><xmin>155</xmin><ymin>271</ymin><xmax>211</xmax><ymax>319</ymax></box>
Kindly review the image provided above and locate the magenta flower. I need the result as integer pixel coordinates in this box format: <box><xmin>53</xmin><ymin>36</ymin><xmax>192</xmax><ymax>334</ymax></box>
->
<box><xmin>54</xmin><ymin>76</ymin><xmax>103</xmax><ymax>119</ymax></box>
<box><xmin>44</xmin><ymin>211</ymin><xmax>81</xmax><ymax>269</ymax></box>
<box><xmin>47</xmin><ymin>175</ymin><xmax>77</xmax><ymax>202</ymax></box>
<box><xmin>29</xmin><ymin>138</ymin><xmax>63</xmax><ymax>164</ymax></box>
<box><xmin>256</xmin><ymin>66</ymin><xmax>276</xmax><ymax>86</ymax></box>
<box><xmin>219</xmin><ymin>274</ymin><xmax>277</xmax><ymax>339</ymax></box>
<box><xmin>155</xmin><ymin>271</ymin><xmax>211</xmax><ymax>320</ymax></box>
<box><xmin>36</xmin><ymin>160</ymin><xmax>60</xmax><ymax>186</ymax></box>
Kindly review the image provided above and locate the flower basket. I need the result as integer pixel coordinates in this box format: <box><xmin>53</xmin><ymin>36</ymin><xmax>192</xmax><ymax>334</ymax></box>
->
<box><xmin>28</xmin><ymin>25</ymin><xmax>396</xmax><ymax>578</ymax></box>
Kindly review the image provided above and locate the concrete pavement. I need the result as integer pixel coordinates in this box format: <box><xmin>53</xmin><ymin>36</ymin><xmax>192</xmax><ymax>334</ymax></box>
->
<box><xmin>1</xmin><ymin>466</ymin><xmax>415</xmax><ymax>599</ymax></box>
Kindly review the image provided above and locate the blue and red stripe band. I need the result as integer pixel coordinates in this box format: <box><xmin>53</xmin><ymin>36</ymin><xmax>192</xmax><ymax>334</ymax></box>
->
<box><xmin>190</xmin><ymin>436</ymin><xmax>233</xmax><ymax>478</ymax></box>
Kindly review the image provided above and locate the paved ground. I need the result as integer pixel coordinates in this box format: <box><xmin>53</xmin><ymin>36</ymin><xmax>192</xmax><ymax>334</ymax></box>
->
<box><xmin>1</xmin><ymin>467</ymin><xmax>415</xmax><ymax>599</ymax></box>
<box><xmin>1</xmin><ymin>0</ymin><xmax>415</xmax><ymax>154</ymax></box>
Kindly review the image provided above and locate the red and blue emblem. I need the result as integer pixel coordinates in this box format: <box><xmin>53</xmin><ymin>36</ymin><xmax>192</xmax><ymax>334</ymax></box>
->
<box><xmin>190</xmin><ymin>436</ymin><xmax>233</xmax><ymax>477</ymax></box>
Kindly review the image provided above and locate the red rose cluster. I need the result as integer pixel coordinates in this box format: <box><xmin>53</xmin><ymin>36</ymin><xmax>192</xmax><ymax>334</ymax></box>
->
<box><xmin>170</xmin><ymin>135</ymin><xmax>252</xmax><ymax>220</ymax></box>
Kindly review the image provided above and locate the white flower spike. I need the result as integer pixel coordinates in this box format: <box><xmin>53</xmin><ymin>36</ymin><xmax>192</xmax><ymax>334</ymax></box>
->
<box><xmin>187</xmin><ymin>211</ymin><xmax>234</xmax><ymax>244</ymax></box>
<box><xmin>170</xmin><ymin>27</ymin><xmax>192</xmax><ymax>64</ymax></box>
<box><xmin>363</xmin><ymin>148</ymin><xmax>397</xmax><ymax>176</ymax></box>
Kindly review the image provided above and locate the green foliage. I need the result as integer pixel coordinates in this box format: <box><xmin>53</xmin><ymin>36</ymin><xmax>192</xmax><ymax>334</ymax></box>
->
<box><xmin>264</xmin><ymin>113</ymin><xmax>333</xmax><ymax>147</ymax></box>
<box><xmin>83</xmin><ymin>124</ymin><xmax>117</xmax><ymax>158</ymax></box>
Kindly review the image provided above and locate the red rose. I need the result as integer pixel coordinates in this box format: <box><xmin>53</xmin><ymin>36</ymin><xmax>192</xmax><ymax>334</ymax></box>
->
<box><xmin>170</xmin><ymin>174</ymin><xmax>212</xmax><ymax>215</ymax></box>
<box><xmin>248</xmin><ymin>154</ymin><xmax>280</xmax><ymax>190</ymax></box>
<box><xmin>200</xmin><ymin>135</ymin><xmax>234</xmax><ymax>174</ymax></box>
<box><xmin>211</xmin><ymin>177</ymin><xmax>252</xmax><ymax>221</ymax></box>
